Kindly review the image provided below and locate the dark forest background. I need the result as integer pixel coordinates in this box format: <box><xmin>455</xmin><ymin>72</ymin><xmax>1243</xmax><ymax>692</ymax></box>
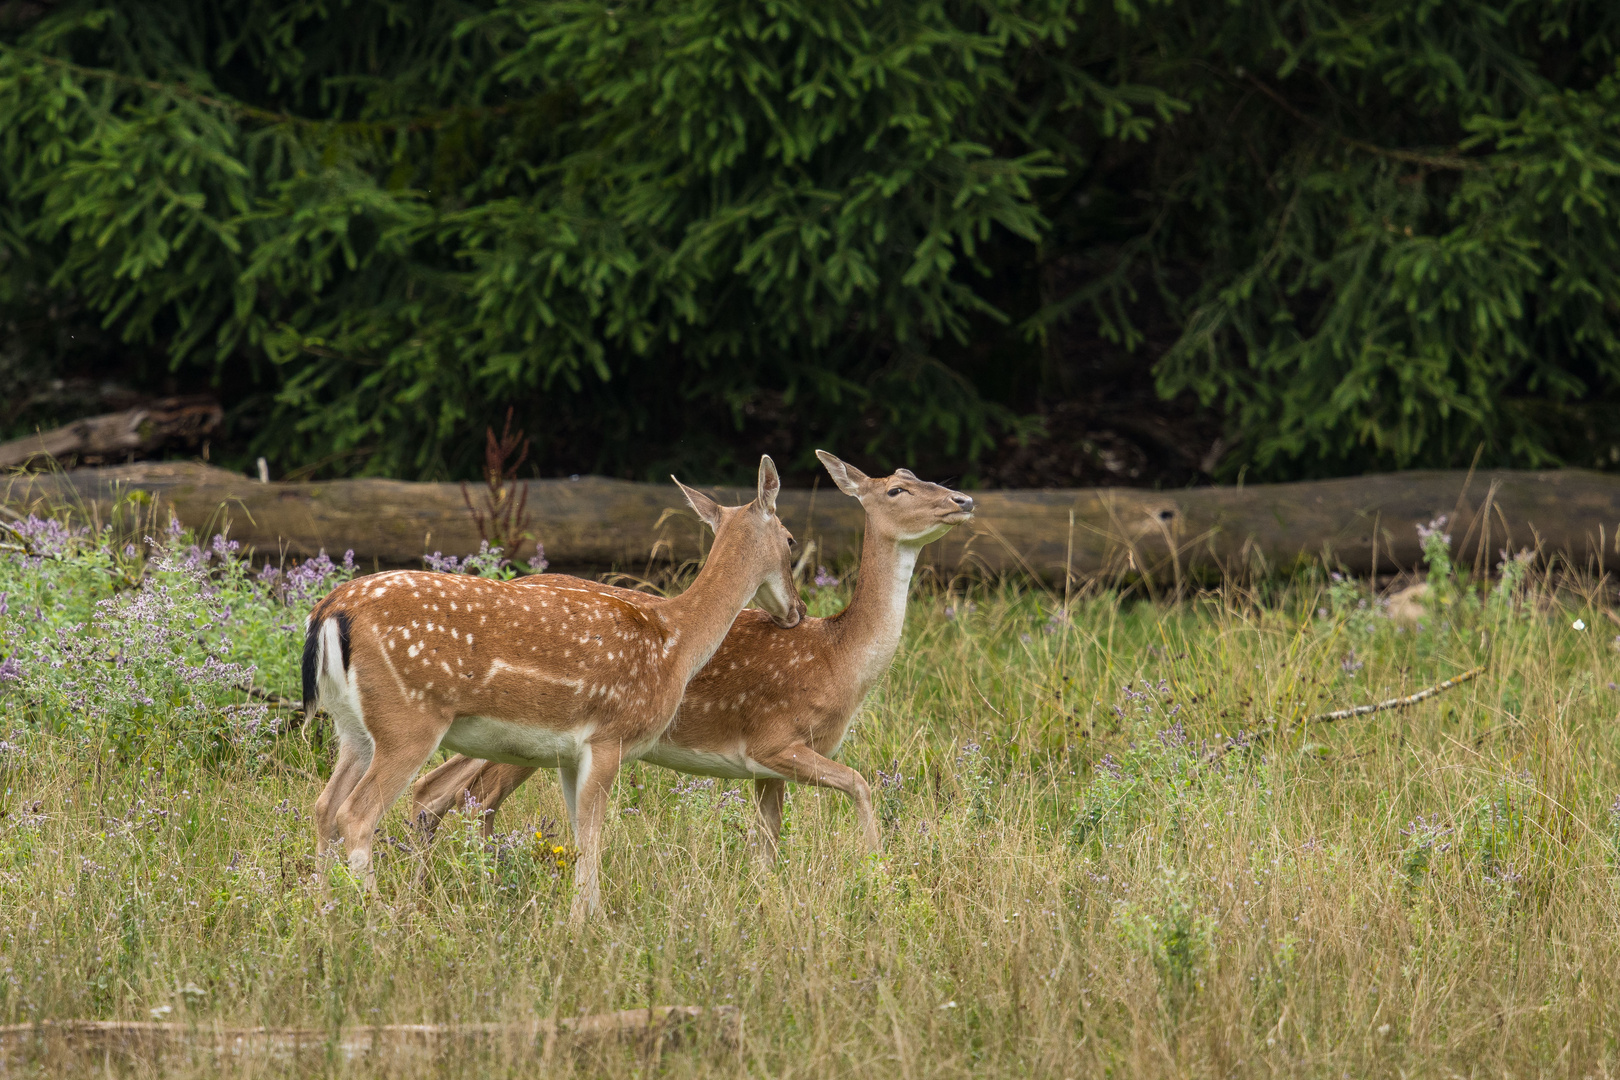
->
<box><xmin>3</xmin><ymin>0</ymin><xmax>1620</xmax><ymax>488</ymax></box>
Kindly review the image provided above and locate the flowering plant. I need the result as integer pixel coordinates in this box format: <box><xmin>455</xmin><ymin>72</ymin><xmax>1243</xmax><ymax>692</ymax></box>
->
<box><xmin>0</xmin><ymin>516</ymin><xmax>356</xmax><ymax>767</ymax></box>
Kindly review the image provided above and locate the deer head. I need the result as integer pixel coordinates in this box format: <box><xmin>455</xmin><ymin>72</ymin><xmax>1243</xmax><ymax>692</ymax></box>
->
<box><xmin>674</xmin><ymin>455</ymin><xmax>802</xmax><ymax>628</ymax></box>
<box><xmin>814</xmin><ymin>451</ymin><xmax>974</xmax><ymax>544</ymax></box>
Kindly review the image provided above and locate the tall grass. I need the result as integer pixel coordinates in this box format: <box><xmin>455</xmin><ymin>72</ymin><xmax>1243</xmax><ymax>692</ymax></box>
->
<box><xmin>1</xmin><ymin>513</ymin><xmax>1618</xmax><ymax>1076</ymax></box>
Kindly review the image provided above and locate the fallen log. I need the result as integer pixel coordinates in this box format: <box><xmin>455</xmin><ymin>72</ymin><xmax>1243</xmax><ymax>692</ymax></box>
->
<box><xmin>0</xmin><ymin>1005</ymin><xmax>739</xmax><ymax>1064</ymax></box>
<box><xmin>0</xmin><ymin>397</ymin><xmax>222</xmax><ymax>469</ymax></box>
<box><xmin>4</xmin><ymin>461</ymin><xmax>1619</xmax><ymax>583</ymax></box>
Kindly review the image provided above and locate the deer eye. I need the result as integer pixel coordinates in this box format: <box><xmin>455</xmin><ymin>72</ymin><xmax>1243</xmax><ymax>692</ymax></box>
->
<box><xmin>887</xmin><ymin>487</ymin><xmax>905</xmax><ymax>497</ymax></box>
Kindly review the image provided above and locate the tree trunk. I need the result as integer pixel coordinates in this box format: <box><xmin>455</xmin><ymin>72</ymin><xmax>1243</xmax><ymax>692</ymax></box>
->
<box><xmin>4</xmin><ymin>462</ymin><xmax>1616</xmax><ymax>583</ymax></box>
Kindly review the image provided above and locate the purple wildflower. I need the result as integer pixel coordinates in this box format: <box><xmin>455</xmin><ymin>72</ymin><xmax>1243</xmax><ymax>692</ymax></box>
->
<box><xmin>423</xmin><ymin>551</ymin><xmax>465</xmax><ymax>574</ymax></box>
<box><xmin>1400</xmin><ymin>813</ymin><xmax>1454</xmax><ymax>854</ymax></box>
<box><xmin>813</xmin><ymin>566</ymin><xmax>840</xmax><ymax>588</ymax></box>
<box><xmin>1415</xmin><ymin>515</ymin><xmax>1451</xmax><ymax>547</ymax></box>
<box><xmin>1497</xmin><ymin>548</ymin><xmax>1533</xmax><ymax>571</ymax></box>
<box><xmin>281</xmin><ymin>550</ymin><xmax>351</xmax><ymax>602</ymax></box>
<box><xmin>11</xmin><ymin>515</ymin><xmax>84</xmax><ymax>555</ymax></box>
<box><xmin>1156</xmin><ymin>719</ymin><xmax>1189</xmax><ymax>750</ymax></box>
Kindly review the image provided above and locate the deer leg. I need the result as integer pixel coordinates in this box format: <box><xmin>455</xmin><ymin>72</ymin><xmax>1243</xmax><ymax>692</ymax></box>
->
<box><xmin>752</xmin><ymin>778</ymin><xmax>786</xmax><ymax>865</ymax></box>
<box><xmin>754</xmin><ymin>744</ymin><xmax>880</xmax><ymax>852</ymax></box>
<box><xmin>557</xmin><ymin>763</ymin><xmax>581</xmax><ymax>839</ymax></box>
<box><xmin>409</xmin><ymin>754</ymin><xmax>489</xmax><ymax>838</ymax></box>
<box><xmin>413</xmin><ymin>758</ymin><xmax>538</xmax><ymax>841</ymax></box>
<box><xmin>334</xmin><ymin>723</ymin><xmax>448</xmax><ymax>890</ymax></box>
<box><xmin>464</xmin><ymin>762</ymin><xmax>535</xmax><ymax>838</ymax></box>
<box><xmin>315</xmin><ymin>738</ymin><xmax>370</xmax><ymax>865</ymax></box>
<box><xmin>568</xmin><ymin>742</ymin><xmax>624</xmax><ymax>922</ymax></box>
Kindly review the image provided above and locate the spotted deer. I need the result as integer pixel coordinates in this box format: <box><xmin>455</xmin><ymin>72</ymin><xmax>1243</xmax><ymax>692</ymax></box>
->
<box><xmin>302</xmin><ymin>457</ymin><xmax>802</xmax><ymax>918</ymax></box>
<box><xmin>410</xmin><ymin>451</ymin><xmax>974</xmax><ymax>861</ymax></box>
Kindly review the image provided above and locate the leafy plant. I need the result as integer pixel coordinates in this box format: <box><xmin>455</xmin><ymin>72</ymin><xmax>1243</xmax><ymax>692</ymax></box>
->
<box><xmin>7</xmin><ymin>2</ymin><xmax>1620</xmax><ymax>481</ymax></box>
<box><xmin>1117</xmin><ymin>866</ymin><xmax>1216</xmax><ymax>1010</ymax></box>
<box><xmin>1399</xmin><ymin>814</ymin><xmax>1454</xmax><ymax>894</ymax></box>
<box><xmin>0</xmin><ymin>517</ymin><xmax>354</xmax><ymax>767</ymax></box>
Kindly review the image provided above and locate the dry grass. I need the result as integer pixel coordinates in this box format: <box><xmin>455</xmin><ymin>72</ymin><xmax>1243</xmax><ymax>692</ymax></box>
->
<box><xmin>3</xmin><ymin>566</ymin><xmax>1620</xmax><ymax>1077</ymax></box>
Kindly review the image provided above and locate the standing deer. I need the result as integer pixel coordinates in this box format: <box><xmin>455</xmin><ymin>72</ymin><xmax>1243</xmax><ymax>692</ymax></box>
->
<box><xmin>302</xmin><ymin>457</ymin><xmax>801</xmax><ymax>918</ymax></box>
<box><xmin>410</xmin><ymin>451</ymin><xmax>974</xmax><ymax>860</ymax></box>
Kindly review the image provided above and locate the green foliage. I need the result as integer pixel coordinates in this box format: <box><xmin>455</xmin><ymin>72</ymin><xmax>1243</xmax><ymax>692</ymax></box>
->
<box><xmin>1141</xmin><ymin>2</ymin><xmax>1620</xmax><ymax>476</ymax></box>
<box><xmin>0</xmin><ymin>513</ymin><xmax>354</xmax><ymax>768</ymax></box>
<box><xmin>3</xmin><ymin>1</ymin><xmax>1620</xmax><ymax>480</ymax></box>
<box><xmin>1116</xmin><ymin>866</ymin><xmax>1216</xmax><ymax>1005</ymax></box>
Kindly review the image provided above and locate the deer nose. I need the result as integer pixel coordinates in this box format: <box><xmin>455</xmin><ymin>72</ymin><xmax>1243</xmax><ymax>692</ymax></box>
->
<box><xmin>953</xmin><ymin>494</ymin><xmax>974</xmax><ymax>512</ymax></box>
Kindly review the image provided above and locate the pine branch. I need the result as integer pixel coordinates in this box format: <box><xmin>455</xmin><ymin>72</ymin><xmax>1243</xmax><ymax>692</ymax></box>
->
<box><xmin>0</xmin><ymin>45</ymin><xmax>515</xmax><ymax>132</ymax></box>
<box><xmin>1245</xmin><ymin>75</ymin><xmax>1479</xmax><ymax>172</ymax></box>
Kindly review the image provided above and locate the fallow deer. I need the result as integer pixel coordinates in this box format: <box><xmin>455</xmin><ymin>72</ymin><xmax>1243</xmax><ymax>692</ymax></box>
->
<box><xmin>302</xmin><ymin>457</ymin><xmax>802</xmax><ymax>918</ymax></box>
<box><xmin>410</xmin><ymin>451</ymin><xmax>973</xmax><ymax>860</ymax></box>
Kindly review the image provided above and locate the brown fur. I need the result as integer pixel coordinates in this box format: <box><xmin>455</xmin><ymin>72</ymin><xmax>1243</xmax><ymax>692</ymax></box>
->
<box><xmin>411</xmin><ymin>452</ymin><xmax>973</xmax><ymax>861</ymax></box>
<box><xmin>306</xmin><ymin>457</ymin><xmax>801</xmax><ymax>919</ymax></box>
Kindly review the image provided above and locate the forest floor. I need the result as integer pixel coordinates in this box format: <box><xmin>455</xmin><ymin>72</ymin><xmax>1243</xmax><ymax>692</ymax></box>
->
<box><xmin>0</xmin><ymin>513</ymin><xmax>1617</xmax><ymax>1077</ymax></box>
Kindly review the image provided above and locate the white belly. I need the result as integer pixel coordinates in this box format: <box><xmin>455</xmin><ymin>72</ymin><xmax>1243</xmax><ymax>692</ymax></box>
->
<box><xmin>440</xmin><ymin>716</ymin><xmax>590</xmax><ymax>769</ymax></box>
<box><xmin>640</xmin><ymin>742</ymin><xmax>784</xmax><ymax>781</ymax></box>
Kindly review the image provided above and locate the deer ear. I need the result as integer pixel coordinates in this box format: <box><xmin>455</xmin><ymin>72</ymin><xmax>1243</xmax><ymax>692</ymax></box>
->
<box><xmin>756</xmin><ymin>455</ymin><xmax>781</xmax><ymax>515</ymax></box>
<box><xmin>672</xmin><ymin>477</ymin><xmax>724</xmax><ymax>532</ymax></box>
<box><xmin>894</xmin><ymin>468</ymin><xmax>918</xmax><ymax>481</ymax></box>
<box><xmin>815</xmin><ymin>450</ymin><xmax>868</xmax><ymax>497</ymax></box>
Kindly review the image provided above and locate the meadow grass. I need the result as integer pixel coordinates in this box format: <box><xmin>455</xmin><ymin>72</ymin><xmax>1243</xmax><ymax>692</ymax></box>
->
<box><xmin>2</xmin><ymin>518</ymin><xmax>1619</xmax><ymax>1076</ymax></box>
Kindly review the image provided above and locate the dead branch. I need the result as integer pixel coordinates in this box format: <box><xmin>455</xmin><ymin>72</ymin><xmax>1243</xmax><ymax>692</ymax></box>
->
<box><xmin>1212</xmin><ymin>665</ymin><xmax>1485</xmax><ymax>763</ymax></box>
<box><xmin>0</xmin><ymin>397</ymin><xmax>221</xmax><ymax>469</ymax></box>
<box><xmin>0</xmin><ymin>1006</ymin><xmax>740</xmax><ymax>1063</ymax></box>
<box><xmin>1298</xmin><ymin>666</ymin><xmax>1484</xmax><ymax>725</ymax></box>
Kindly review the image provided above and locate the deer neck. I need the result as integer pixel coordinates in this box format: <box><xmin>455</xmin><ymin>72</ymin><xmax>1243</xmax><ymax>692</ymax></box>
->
<box><xmin>657</xmin><ymin>528</ymin><xmax>769</xmax><ymax>682</ymax></box>
<box><xmin>834</xmin><ymin>525</ymin><xmax>921</xmax><ymax>691</ymax></box>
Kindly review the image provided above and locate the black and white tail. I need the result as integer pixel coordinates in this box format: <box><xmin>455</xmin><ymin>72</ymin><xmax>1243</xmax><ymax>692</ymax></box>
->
<box><xmin>302</xmin><ymin>610</ymin><xmax>352</xmax><ymax>723</ymax></box>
